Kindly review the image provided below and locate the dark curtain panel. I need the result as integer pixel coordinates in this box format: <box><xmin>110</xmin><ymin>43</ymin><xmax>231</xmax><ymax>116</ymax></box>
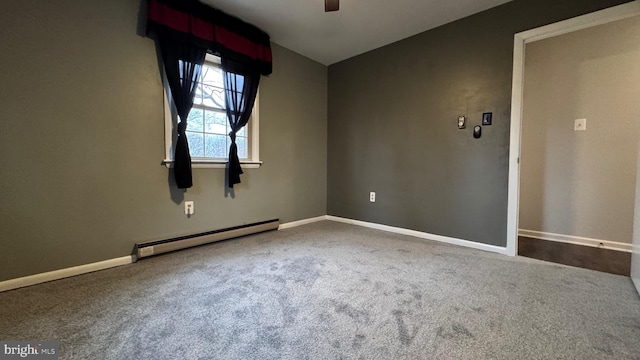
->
<box><xmin>222</xmin><ymin>58</ymin><xmax>261</xmax><ymax>188</ymax></box>
<box><xmin>159</xmin><ymin>40</ymin><xmax>207</xmax><ymax>189</ymax></box>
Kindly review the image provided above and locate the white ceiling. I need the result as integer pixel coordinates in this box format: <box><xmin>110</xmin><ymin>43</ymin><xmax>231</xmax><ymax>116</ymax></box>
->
<box><xmin>202</xmin><ymin>0</ymin><xmax>514</xmax><ymax>65</ymax></box>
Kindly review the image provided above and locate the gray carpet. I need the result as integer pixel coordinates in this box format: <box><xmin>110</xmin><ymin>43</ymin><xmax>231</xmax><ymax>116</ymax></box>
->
<box><xmin>1</xmin><ymin>221</ymin><xmax>639</xmax><ymax>359</ymax></box>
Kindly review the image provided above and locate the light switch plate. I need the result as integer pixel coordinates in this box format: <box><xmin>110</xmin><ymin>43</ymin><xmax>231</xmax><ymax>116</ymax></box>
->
<box><xmin>574</xmin><ymin>118</ymin><xmax>586</xmax><ymax>131</ymax></box>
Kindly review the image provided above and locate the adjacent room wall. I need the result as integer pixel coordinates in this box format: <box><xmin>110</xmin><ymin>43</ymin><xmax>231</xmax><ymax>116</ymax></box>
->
<box><xmin>0</xmin><ymin>0</ymin><xmax>327</xmax><ymax>281</ymax></box>
<box><xmin>519</xmin><ymin>16</ymin><xmax>640</xmax><ymax>244</ymax></box>
<box><xmin>327</xmin><ymin>0</ymin><xmax>631</xmax><ymax>247</ymax></box>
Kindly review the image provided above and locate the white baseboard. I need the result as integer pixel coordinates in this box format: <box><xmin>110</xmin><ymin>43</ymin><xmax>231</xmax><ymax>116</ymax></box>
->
<box><xmin>0</xmin><ymin>256</ymin><xmax>134</xmax><ymax>293</ymax></box>
<box><xmin>518</xmin><ymin>229</ymin><xmax>632</xmax><ymax>253</ymax></box>
<box><xmin>327</xmin><ymin>215</ymin><xmax>508</xmax><ymax>255</ymax></box>
<box><xmin>278</xmin><ymin>215</ymin><xmax>329</xmax><ymax>230</ymax></box>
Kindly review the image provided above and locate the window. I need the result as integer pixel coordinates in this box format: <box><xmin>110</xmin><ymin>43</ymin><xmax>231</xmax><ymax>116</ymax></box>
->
<box><xmin>163</xmin><ymin>54</ymin><xmax>261</xmax><ymax>168</ymax></box>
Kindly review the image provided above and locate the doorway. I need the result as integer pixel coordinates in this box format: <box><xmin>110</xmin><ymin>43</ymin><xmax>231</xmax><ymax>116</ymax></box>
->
<box><xmin>505</xmin><ymin>2</ymin><xmax>640</xmax><ymax>273</ymax></box>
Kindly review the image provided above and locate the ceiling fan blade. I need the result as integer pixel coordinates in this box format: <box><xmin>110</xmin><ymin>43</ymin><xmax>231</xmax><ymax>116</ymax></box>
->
<box><xmin>325</xmin><ymin>0</ymin><xmax>339</xmax><ymax>12</ymax></box>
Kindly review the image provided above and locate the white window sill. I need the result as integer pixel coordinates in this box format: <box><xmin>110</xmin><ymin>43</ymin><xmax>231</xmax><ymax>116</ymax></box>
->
<box><xmin>162</xmin><ymin>160</ymin><xmax>263</xmax><ymax>169</ymax></box>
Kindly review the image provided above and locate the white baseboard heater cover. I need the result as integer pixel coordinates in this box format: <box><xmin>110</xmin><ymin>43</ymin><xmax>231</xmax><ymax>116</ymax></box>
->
<box><xmin>135</xmin><ymin>219</ymin><xmax>280</xmax><ymax>260</ymax></box>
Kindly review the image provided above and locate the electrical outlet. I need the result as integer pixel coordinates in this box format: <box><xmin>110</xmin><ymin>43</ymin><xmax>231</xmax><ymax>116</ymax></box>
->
<box><xmin>185</xmin><ymin>201</ymin><xmax>194</xmax><ymax>215</ymax></box>
<box><xmin>370</xmin><ymin>192</ymin><xmax>376</xmax><ymax>203</ymax></box>
<box><xmin>574</xmin><ymin>118</ymin><xmax>586</xmax><ymax>131</ymax></box>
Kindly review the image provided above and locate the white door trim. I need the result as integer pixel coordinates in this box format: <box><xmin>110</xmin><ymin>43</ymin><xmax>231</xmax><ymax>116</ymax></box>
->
<box><xmin>506</xmin><ymin>1</ymin><xmax>640</xmax><ymax>256</ymax></box>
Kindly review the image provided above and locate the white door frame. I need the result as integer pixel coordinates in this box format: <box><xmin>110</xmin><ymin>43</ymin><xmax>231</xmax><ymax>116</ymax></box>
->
<box><xmin>506</xmin><ymin>1</ymin><xmax>640</xmax><ymax>256</ymax></box>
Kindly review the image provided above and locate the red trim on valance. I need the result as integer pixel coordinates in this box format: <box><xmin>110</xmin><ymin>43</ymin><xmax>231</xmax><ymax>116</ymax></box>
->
<box><xmin>215</xmin><ymin>27</ymin><xmax>272</xmax><ymax>65</ymax></box>
<box><xmin>147</xmin><ymin>0</ymin><xmax>272</xmax><ymax>75</ymax></box>
<box><xmin>147</xmin><ymin>1</ymin><xmax>189</xmax><ymax>33</ymax></box>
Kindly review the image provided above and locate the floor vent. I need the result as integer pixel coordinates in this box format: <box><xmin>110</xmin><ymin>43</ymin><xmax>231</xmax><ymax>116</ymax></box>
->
<box><xmin>135</xmin><ymin>219</ymin><xmax>280</xmax><ymax>260</ymax></box>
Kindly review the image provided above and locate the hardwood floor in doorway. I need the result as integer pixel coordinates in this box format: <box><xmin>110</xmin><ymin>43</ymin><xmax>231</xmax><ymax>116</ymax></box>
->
<box><xmin>518</xmin><ymin>236</ymin><xmax>631</xmax><ymax>276</ymax></box>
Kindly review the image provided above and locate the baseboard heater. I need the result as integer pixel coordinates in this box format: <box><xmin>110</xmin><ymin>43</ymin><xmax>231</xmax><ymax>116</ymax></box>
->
<box><xmin>134</xmin><ymin>219</ymin><xmax>280</xmax><ymax>260</ymax></box>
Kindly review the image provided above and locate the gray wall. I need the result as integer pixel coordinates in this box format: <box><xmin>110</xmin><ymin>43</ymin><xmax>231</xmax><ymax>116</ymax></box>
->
<box><xmin>327</xmin><ymin>0</ymin><xmax>631</xmax><ymax>247</ymax></box>
<box><xmin>0</xmin><ymin>0</ymin><xmax>327</xmax><ymax>281</ymax></box>
<box><xmin>520</xmin><ymin>16</ymin><xmax>640</xmax><ymax>244</ymax></box>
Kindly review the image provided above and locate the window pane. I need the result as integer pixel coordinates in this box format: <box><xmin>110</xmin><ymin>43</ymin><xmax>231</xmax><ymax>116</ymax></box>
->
<box><xmin>187</xmin><ymin>108</ymin><xmax>204</xmax><ymax>132</ymax></box>
<box><xmin>237</xmin><ymin>125</ymin><xmax>247</xmax><ymax>137</ymax></box>
<box><xmin>236</xmin><ymin>137</ymin><xmax>247</xmax><ymax>159</ymax></box>
<box><xmin>204</xmin><ymin>110</ymin><xmax>228</xmax><ymax>135</ymax></box>
<box><xmin>205</xmin><ymin>134</ymin><xmax>227</xmax><ymax>158</ymax></box>
<box><xmin>193</xmin><ymin>83</ymin><xmax>203</xmax><ymax>105</ymax></box>
<box><xmin>186</xmin><ymin>131</ymin><xmax>204</xmax><ymax>157</ymax></box>
<box><xmin>202</xmin><ymin>65</ymin><xmax>223</xmax><ymax>88</ymax></box>
<box><xmin>202</xmin><ymin>85</ymin><xmax>225</xmax><ymax>109</ymax></box>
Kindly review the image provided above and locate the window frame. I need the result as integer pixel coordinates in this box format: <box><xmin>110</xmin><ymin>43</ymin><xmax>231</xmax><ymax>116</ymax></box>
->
<box><xmin>162</xmin><ymin>54</ymin><xmax>261</xmax><ymax>169</ymax></box>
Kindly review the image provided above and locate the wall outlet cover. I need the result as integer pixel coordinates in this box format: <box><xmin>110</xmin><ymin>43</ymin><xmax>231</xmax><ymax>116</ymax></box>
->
<box><xmin>185</xmin><ymin>201</ymin><xmax>194</xmax><ymax>215</ymax></box>
<box><xmin>574</xmin><ymin>118</ymin><xmax>586</xmax><ymax>131</ymax></box>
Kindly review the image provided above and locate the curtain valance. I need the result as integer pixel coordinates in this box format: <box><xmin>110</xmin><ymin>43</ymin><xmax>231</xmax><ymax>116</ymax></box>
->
<box><xmin>147</xmin><ymin>0</ymin><xmax>272</xmax><ymax>76</ymax></box>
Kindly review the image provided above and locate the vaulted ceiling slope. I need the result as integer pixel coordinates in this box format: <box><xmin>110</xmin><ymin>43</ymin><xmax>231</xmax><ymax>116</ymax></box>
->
<box><xmin>202</xmin><ymin>0</ymin><xmax>514</xmax><ymax>65</ymax></box>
